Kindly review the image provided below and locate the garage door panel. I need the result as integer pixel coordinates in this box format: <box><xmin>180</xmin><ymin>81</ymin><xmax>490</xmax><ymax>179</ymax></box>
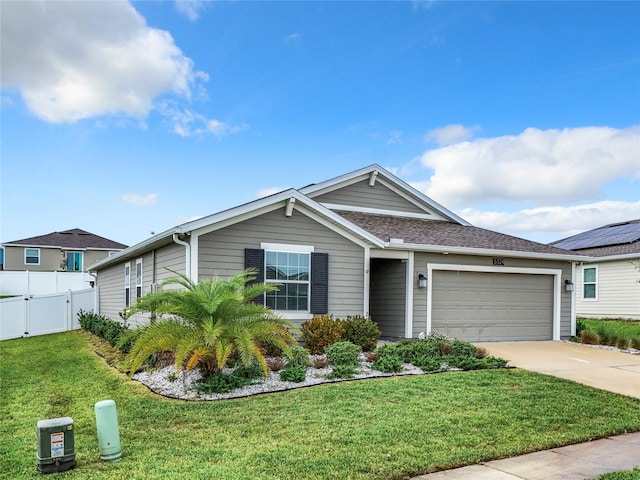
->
<box><xmin>431</xmin><ymin>271</ymin><xmax>553</xmax><ymax>342</ymax></box>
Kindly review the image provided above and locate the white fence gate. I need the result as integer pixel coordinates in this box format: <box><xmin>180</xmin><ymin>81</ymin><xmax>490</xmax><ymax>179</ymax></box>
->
<box><xmin>0</xmin><ymin>289</ymin><xmax>96</xmax><ymax>341</ymax></box>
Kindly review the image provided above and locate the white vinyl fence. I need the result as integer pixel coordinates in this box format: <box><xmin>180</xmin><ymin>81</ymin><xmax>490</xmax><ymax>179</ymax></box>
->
<box><xmin>0</xmin><ymin>288</ymin><xmax>96</xmax><ymax>341</ymax></box>
<box><xmin>0</xmin><ymin>271</ymin><xmax>94</xmax><ymax>296</ymax></box>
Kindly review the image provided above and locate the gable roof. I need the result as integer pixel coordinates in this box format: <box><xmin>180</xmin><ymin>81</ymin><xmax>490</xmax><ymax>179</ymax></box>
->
<box><xmin>339</xmin><ymin>212</ymin><xmax>583</xmax><ymax>260</ymax></box>
<box><xmin>2</xmin><ymin>229</ymin><xmax>128</xmax><ymax>251</ymax></box>
<box><xmin>551</xmin><ymin>219</ymin><xmax>640</xmax><ymax>258</ymax></box>
<box><xmin>300</xmin><ymin>164</ymin><xmax>471</xmax><ymax>225</ymax></box>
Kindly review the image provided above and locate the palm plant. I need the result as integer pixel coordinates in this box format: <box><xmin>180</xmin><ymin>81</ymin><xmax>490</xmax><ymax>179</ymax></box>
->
<box><xmin>124</xmin><ymin>269</ymin><xmax>297</xmax><ymax>377</ymax></box>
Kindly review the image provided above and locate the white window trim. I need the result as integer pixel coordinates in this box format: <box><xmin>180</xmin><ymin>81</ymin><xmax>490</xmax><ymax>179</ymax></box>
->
<box><xmin>124</xmin><ymin>262</ymin><xmax>131</xmax><ymax>307</ymax></box>
<box><xmin>25</xmin><ymin>248</ymin><xmax>40</xmax><ymax>265</ymax></box>
<box><xmin>136</xmin><ymin>258</ymin><xmax>143</xmax><ymax>298</ymax></box>
<box><xmin>261</xmin><ymin>243</ymin><xmax>313</xmax><ymax>313</ymax></box>
<box><xmin>582</xmin><ymin>265</ymin><xmax>598</xmax><ymax>302</ymax></box>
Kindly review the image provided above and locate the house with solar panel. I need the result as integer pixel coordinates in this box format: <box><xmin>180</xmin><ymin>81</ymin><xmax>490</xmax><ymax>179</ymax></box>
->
<box><xmin>89</xmin><ymin>165</ymin><xmax>588</xmax><ymax>342</ymax></box>
<box><xmin>551</xmin><ymin>220</ymin><xmax>640</xmax><ymax>320</ymax></box>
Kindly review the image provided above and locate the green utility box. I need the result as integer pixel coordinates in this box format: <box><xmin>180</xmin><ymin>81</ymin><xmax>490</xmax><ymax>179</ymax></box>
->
<box><xmin>36</xmin><ymin>417</ymin><xmax>76</xmax><ymax>474</ymax></box>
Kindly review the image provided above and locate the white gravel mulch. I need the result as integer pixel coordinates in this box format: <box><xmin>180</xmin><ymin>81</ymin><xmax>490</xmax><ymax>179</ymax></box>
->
<box><xmin>133</xmin><ymin>355</ymin><xmax>428</xmax><ymax>402</ymax></box>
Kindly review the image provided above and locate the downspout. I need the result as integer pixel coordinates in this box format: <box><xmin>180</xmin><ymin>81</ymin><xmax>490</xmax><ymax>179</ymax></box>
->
<box><xmin>172</xmin><ymin>233</ymin><xmax>191</xmax><ymax>280</ymax></box>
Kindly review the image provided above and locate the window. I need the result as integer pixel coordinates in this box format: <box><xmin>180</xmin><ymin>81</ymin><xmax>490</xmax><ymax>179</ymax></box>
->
<box><xmin>124</xmin><ymin>262</ymin><xmax>131</xmax><ymax>308</ymax></box>
<box><xmin>136</xmin><ymin>258</ymin><xmax>143</xmax><ymax>299</ymax></box>
<box><xmin>65</xmin><ymin>251</ymin><xmax>83</xmax><ymax>271</ymax></box>
<box><xmin>25</xmin><ymin>248</ymin><xmax>40</xmax><ymax>265</ymax></box>
<box><xmin>265</xmin><ymin>251</ymin><xmax>310</xmax><ymax>311</ymax></box>
<box><xmin>583</xmin><ymin>266</ymin><xmax>597</xmax><ymax>300</ymax></box>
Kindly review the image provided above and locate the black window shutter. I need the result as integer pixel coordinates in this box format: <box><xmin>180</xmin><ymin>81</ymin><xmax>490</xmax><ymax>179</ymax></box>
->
<box><xmin>310</xmin><ymin>252</ymin><xmax>328</xmax><ymax>314</ymax></box>
<box><xmin>244</xmin><ymin>248</ymin><xmax>265</xmax><ymax>305</ymax></box>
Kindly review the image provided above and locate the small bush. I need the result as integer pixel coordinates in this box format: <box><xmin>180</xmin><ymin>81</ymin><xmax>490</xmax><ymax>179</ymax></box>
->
<box><xmin>449</xmin><ymin>339</ymin><xmax>478</xmax><ymax>358</ymax></box>
<box><xmin>341</xmin><ymin>316</ymin><xmax>380</xmax><ymax>352</ymax></box>
<box><xmin>286</xmin><ymin>345</ymin><xmax>312</xmax><ymax>369</ymax></box>
<box><xmin>482</xmin><ymin>356</ymin><xmax>509</xmax><ymax>368</ymax></box>
<box><xmin>445</xmin><ymin>355</ymin><xmax>484</xmax><ymax>370</ymax></box>
<box><xmin>437</xmin><ymin>342</ymin><xmax>452</xmax><ymax>355</ymax></box>
<box><xmin>78</xmin><ymin>310</ymin><xmax>129</xmax><ymax>349</ymax></box>
<box><xmin>631</xmin><ymin>338</ymin><xmax>640</xmax><ymax>350</ymax></box>
<box><xmin>581</xmin><ymin>330</ymin><xmax>599</xmax><ymax>345</ymax></box>
<box><xmin>279</xmin><ymin>366</ymin><xmax>307</xmax><ymax>383</ymax></box>
<box><xmin>312</xmin><ymin>356</ymin><xmax>330</xmax><ymax>369</ymax></box>
<box><xmin>576</xmin><ymin>319</ymin><xmax>587</xmax><ymax>336</ymax></box>
<box><xmin>325</xmin><ymin>341</ymin><xmax>361</xmax><ymax>367</ymax></box>
<box><xmin>301</xmin><ymin>315</ymin><xmax>344</xmax><ymax>354</ymax></box>
<box><xmin>475</xmin><ymin>347</ymin><xmax>487</xmax><ymax>359</ymax></box>
<box><xmin>326</xmin><ymin>365</ymin><xmax>357</xmax><ymax>379</ymax></box>
<box><xmin>234</xmin><ymin>363</ymin><xmax>264</xmax><ymax>380</ymax></box>
<box><xmin>196</xmin><ymin>373</ymin><xmax>251</xmax><ymax>394</ymax></box>
<box><xmin>398</xmin><ymin>340</ymin><xmax>439</xmax><ymax>363</ymax></box>
<box><xmin>413</xmin><ymin>355</ymin><xmax>442</xmax><ymax>372</ymax></box>
<box><xmin>266</xmin><ymin>357</ymin><xmax>286</xmax><ymax>372</ymax></box>
<box><xmin>616</xmin><ymin>338</ymin><xmax>629</xmax><ymax>350</ymax></box>
<box><xmin>371</xmin><ymin>355</ymin><xmax>404</xmax><ymax>373</ymax></box>
<box><xmin>375</xmin><ymin>342</ymin><xmax>404</xmax><ymax>359</ymax></box>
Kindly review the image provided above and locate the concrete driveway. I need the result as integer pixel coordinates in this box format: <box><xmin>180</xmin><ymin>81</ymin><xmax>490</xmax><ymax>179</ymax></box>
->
<box><xmin>474</xmin><ymin>341</ymin><xmax>640</xmax><ymax>399</ymax></box>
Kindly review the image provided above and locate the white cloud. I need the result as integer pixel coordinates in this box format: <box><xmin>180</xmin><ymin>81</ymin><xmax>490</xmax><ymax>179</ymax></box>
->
<box><xmin>163</xmin><ymin>106</ymin><xmax>248</xmax><ymax>138</ymax></box>
<box><xmin>387</xmin><ymin>130</ymin><xmax>403</xmax><ymax>145</ymax></box>
<box><xmin>459</xmin><ymin>200</ymin><xmax>640</xmax><ymax>244</ymax></box>
<box><xmin>257</xmin><ymin>187</ymin><xmax>286</xmax><ymax>198</ymax></box>
<box><xmin>425</xmin><ymin>124</ymin><xmax>480</xmax><ymax>146</ymax></box>
<box><xmin>175</xmin><ymin>0</ymin><xmax>209</xmax><ymax>21</ymax></box>
<box><xmin>122</xmin><ymin>194</ymin><xmax>158</xmax><ymax>207</ymax></box>
<box><xmin>419</xmin><ymin>126</ymin><xmax>640</xmax><ymax>208</ymax></box>
<box><xmin>285</xmin><ymin>33</ymin><xmax>301</xmax><ymax>43</ymax></box>
<box><xmin>0</xmin><ymin>1</ymin><xmax>206</xmax><ymax>124</ymax></box>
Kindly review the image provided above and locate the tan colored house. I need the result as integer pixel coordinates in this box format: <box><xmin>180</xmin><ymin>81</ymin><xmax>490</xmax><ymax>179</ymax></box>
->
<box><xmin>551</xmin><ymin>220</ymin><xmax>640</xmax><ymax>320</ymax></box>
<box><xmin>2</xmin><ymin>229</ymin><xmax>127</xmax><ymax>272</ymax></box>
<box><xmin>89</xmin><ymin>165</ymin><xmax>585</xmax><ymax>342</ymax></box>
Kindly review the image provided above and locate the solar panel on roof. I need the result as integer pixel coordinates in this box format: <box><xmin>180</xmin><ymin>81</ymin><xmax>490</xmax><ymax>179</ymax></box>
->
<box><xmin>554</xmin><ymin>222</ymin><xmax>640</xmax><ymax>250</ymax></box>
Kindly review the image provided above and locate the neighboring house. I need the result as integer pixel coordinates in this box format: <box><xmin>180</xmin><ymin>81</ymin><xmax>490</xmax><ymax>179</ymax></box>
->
<box><xmin>2</xmin><ymin>229</ymin><xmax>128</xmax><ymax>272</ymax></box>
<box><xmin>89</xmin><ymin>165</ymin><xmax>584</xmax><ymax>342</ymax></box>
<box><xmin>551</xmin><ymin>220</ymin><xmax>640</xmax><ymax>320</ymax></box>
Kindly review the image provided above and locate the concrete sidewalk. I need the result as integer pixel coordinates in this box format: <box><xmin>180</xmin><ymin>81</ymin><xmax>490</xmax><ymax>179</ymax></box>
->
<box><xmin>411</xmin><ymin>432</ymin><xmax>640</xmax><ymax>480</ymax></box>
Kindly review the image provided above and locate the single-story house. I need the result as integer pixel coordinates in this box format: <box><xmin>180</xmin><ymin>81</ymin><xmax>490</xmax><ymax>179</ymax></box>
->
<box><xmin>89</xmin><ymin>165</ymin><xmax>585</xmax><ymax>342</ymax></box>
<box><xmin>551</xmin><ymin>220</ymin><xmax>640</xmax><ymax>320</ymax></box>
<box><xmin>2</xmin><ymin>229</ymin><xmax>127</xmax><ymax>272</ymax></box>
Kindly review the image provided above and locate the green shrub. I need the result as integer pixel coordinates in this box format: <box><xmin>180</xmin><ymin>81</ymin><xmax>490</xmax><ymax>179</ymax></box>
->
<box><xmin>234</xmin><ymin>362</ymin><xmax>265</xmax><ymax>380</ymax></box>
<box><xmin>341</xmin><ymin>316</ymin><xmax>380</xmax><ymax>352</ymax></box>
<box><xmin>196</xmin><ymin>373</ymin><xmax>251</xmax><ymax>394</ymax></box>
<box><xmin>445</xmin><ymin>355</ymin><xmax>484</xmax><ymax>370</ymax></box>
<box><xmin>482</xmin><ymin>356</ymin><xmax>509</xmax><ymax>368</ymax></box>
<box><xmin>375</xmin><ymin>342</ymin><xmax>404</xmax><ymax>359</ymax></box>
<box><xmin>616</xmin><ymin>337</ymin><xmax>629</xmax><ymax>350</ymax></box>
<box><xmin>449</xmin><ymin>339</ymin><xmax>478</xmax><ymax>358</ymax></box>
<box><xmin>398</xmin><ymin>340</ymin><xmax>440</xmax><ymax>363</ymax></box>
<box><xmin>325</xmin><ymin>341</ymin><xmax>361</xmax><ymax>367</ymax></box>
<box><xmin>78</xmin><ymin>309</ymin><xmax>129</xmax><ymax>348</ymax></box>
<box><xmin>326</xmin><ymin>365</ymin><xmax>357</xmax><ymax>379</ymax></box>
<box><xmin>279</xmin><ymin>366</ymin><xmax>307</xmax><ymax>383</ymax></box>
<box><xmin>286</xmin><ymin>345</ymin><xmax>312</xmax><ymax>369</ymax></box>
<box><xmin>631</xmin><ymin>338</ymin><xmax>640</xmax><ymax>350</ymax></box>
<box><xmin>301</xmin><ymin>315</ymin><xmax>344</xmax><ymax>354</ymax></box>
<box><xmin>412</xmin><ymin>355</ymin><xmax>442</xmax><ymax>372</ymax></box>
<box><xmin>371</xmin><ymin>355</ymin><xmax>404</xmax><ymax>373</ymax></box>
<box><xmin>576</xmin><ymin>319</ymin><xmax>587</xmax><ymax>336</ymax></box>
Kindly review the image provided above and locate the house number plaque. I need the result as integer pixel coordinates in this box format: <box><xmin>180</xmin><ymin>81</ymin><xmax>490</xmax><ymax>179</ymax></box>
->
<box><xmin>492</xmin><ymin>258</ymin><xmax>504</xmax><ymax>265</ymax></box>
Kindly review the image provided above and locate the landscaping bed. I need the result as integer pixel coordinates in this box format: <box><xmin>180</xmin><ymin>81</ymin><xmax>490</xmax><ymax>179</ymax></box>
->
<box><xmin>573</xmin><ymin>318</ymin><xmax>640</xmax><ymax>353</ymax></box>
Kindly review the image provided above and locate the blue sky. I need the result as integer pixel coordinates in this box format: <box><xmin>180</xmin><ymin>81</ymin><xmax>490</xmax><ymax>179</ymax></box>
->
<box><xmin>1</xmin><ymin>0</ymin><xmax>639</xmax><ymax>249</ymax></box>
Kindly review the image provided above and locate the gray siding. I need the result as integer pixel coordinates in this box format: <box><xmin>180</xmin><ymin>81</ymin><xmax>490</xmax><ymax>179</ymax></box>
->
<box><xmin>411</xmin><ymin>253</ymin><xmax>572</xmax><ymax>339</ymax></box>
<box><xmin>369</xmin><ymin>259</ymin><xmax>406</xmax><ymax>338</ymax></box>
<box><xmin>3</xmin><ymin>246</ymin><xmax>116</xmax><ymax>272</ymax></box>
<box><xmin>96</xmin><ymin>243</ymin><xmax>186</xmax><ymax>325</ymax></box>
<box><xmin>197</xmin><ymin>207</ymin><xmax>365</xmax><ymax>325</ymax></box>
<box><xmin>312</xmin><ymin>179</ymin><xmax>428</xmax><ymax>214</ymax></box>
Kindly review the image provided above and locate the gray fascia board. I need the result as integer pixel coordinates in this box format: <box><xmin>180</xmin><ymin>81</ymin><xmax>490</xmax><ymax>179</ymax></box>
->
<box><xmin>579</xmin><ymin>252</ymin><xmax>640</xmax><ymax>263</ymax></box>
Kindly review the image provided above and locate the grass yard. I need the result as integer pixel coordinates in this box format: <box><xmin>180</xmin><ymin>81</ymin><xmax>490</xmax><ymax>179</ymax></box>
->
<box><xmin>2</xmin><ymin>332</ymin><xmax>640</xmax><ymax>480</ymax></box>
<box><xmin>580</xmin><ymin>318</ymin><xmax>640</xmax><ymax>342</ymax></box>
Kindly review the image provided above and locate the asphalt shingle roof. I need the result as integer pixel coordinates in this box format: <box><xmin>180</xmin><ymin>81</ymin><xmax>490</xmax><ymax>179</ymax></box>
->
<box><xmin>3</xmin><ymin>229</ymin><xmax>128</xmax><ymax>250</ymax></box>
<box><xmin>337</xmin><ymin>212</ymin><xmax>575</xmax><ymax>255</ymax></box>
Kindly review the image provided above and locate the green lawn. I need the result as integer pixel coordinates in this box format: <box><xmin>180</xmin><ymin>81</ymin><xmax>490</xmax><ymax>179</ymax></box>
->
<box><xmin>2</xmin><ymin>332</ymin><xmax>640</xmax><ymax>480</ymax></box>
<box><xmin>581</xmin><ymin>318</ymin><xmax>640</xmax><ymax>342</ymax></box>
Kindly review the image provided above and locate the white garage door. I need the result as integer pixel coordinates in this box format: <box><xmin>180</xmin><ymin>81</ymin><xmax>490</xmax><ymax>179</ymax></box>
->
<box><xmin>431</xmin><ymin>270</ymin><xmax>554</xmax><ymax>342</ymax></box>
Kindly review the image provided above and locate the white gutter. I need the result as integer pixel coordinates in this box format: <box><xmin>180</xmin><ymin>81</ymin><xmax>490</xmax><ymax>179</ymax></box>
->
<box><xmin>172</xmin><ymin>233</ymin><xmax>191</xmax><ymax>280</ymax></box>
<box><xmin>384</xmin><ymin>242</ymin><xmax>589</xmax><ymax>262</ymax></box>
